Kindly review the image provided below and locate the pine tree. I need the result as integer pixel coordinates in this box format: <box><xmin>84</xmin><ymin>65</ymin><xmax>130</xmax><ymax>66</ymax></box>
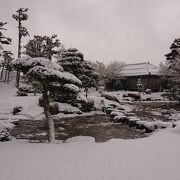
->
<box><xmin>165</xmin><ymin>38</ymin><xmax>180</xmax><ymax>101</ymax></box>
<box><xmin>57</xmin><ymin>48</ymin><xmax>98</xmax><ymax>97</ymax></box>
<box><xmin>0</xmin><ymin>51</ymin><xmax>13</xmax><ymax>82</ymax></box>
<box><xmin>13</xmin><ymin>57</ymin><xmax>82</xmax><ymax>143</ymax></box>
<box><xmin>13</xmin><ymin>8</ymin><xmax>29</xmax><ymax>88</ymax></box>
<box><xmin>24</xmin><ymin>35</ymin><xmax>62</xmax><ymax>60</ymax></box>
<box><xmin>0</xmin><ymin>22</ymin><xmax>11</xmax><ymax>46</ymax></box>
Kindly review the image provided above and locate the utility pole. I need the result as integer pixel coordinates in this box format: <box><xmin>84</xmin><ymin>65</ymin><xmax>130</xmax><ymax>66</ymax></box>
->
<box><xmin>13</xmin><ymin>8</ymin><xmax>29</xmax><ymax>88</ymax></box>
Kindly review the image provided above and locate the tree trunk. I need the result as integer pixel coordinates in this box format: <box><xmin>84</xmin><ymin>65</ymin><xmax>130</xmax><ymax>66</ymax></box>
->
<box><xmin>0</xmin><ymin>60</ymin><xmax>5</xmax><ymax>80</ymax></box>
<box><xmin>16</xmin><ymin>70</ymin><xmax>20</xmax><ymax>88</ymax></box>
<box><xmin>42</xmin><ymin>83</ymin><xmax>55</xmax><ymax>143</ymax></box>
<box><xmin>4</xmin><ymin>67</ymin><xmax>8</xmax><ymax>82</ymax></box>
<box><xmin>7</xmin><ymin>70</ymin><xmax>11</xmax><ymax>83</ymax></box>
<box><xmin>16</xmin><ymin>19</ymin><xmax>22</xmax><ymax>88</ymax></box>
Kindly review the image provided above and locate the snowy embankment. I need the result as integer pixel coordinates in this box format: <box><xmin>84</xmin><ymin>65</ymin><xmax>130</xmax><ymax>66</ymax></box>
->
<box><xmin>0</xmin><ymin>129</ymin><xmax>180</xmax><ymax>180</ymax></box>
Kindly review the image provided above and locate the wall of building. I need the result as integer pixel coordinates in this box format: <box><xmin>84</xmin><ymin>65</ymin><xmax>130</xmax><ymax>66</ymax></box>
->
<box><xmin>125</xmin><ymin>75</ymin><xmax>162</xmax><ymax>91</ymax></box>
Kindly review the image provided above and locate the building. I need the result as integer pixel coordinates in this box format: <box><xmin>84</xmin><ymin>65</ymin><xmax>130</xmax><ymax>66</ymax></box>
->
<box><xmin>120</xmin><ymin>62</ymin><xmax>164</xmax><ymax>91</ymax></box>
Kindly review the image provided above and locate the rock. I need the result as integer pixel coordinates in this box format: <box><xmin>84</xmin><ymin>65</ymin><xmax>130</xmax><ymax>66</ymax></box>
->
<box><xmin>144</xmin><ymin>122</ymin><xmax>157</xmax><ymax>133</ymax></box>
<box><xmin>76</xmin><ymin>111</ymin><xmax>83</xmax><ymax>115</ymax></box>
<box><xmin>39</xmin><ymin>96</ymin><xmax>44</xmax><ymax>107</ymax></box>
<box><xmin>161</xmin><ymin>110</ymin><xmax>171</xmax><ymax>116</ymax></box>
<box><xmin>13</xmin><ymin>106</ymin><xmax>23</xmax><ymax>115</ymax></box>
<box><xmin>49</xmin><ymin>103</ymin><xmax>59</xmax><ymax>115</ymax></box>
<box><xmin>156</xmin><ymin>121</ymin><xmax>172</xmax><ymax>129</ymax></box>
<box><xmin>118</xmin><ymin>107</ymin><xmax>125</xmax><ymax>111</ymax></box>
<box><xmin>127</xmin><ymin>93</ymin><xmax>141</xmax><ymax>100</ymax></box>
<box><xmin>16</xmin><ymin>91</ymin><xmax>28</xmax><ymax>96</ymax></box>
<box><xmin>122</xmin><ymin>93</ymin><xmax>141</xmax><ymax>101</ymax></box>
<box><xmin>145</xmin><ymin>97</ymin><xmax>152</xmax><ymax>101</ymax></box>
<box><xmin>145</xmin><ymin>89</ymin><xmax>152</xmax><ymax>94</ymax></box>
<box><xmin>18</xmin><ymin>86</ymin><xmax>35</xmax><ymax>93</ymax></box>
<box><xmin>110</xmin><ymin>111</ymin><xmax>124</xmax><ymax>119</ymax></box>
<box><xmin>122</xmin><ymin>98</ymin><xmax>130</xmax><ymax>101</ymax></box>
<box><xmin>71</xmin><ymin>102</ymin><xmax>79</xmax><ymax>108</ymax></box>
<box><xmin>135</xmin><ymin>121</ymin><xmax>146</xmax><ymax>130</ymax></box>
<box><xmin>113</xmin><ymin>115</ymin><xmax>129</xmax><ymax>123</ymax></box>
<box><xmin>122</xmin><ymin>93</ymin><xmax>129</xmax><ymax>98</ymax></box>
<box><xmin>127</xmin><ymin>117</ymin><xmax>140</xmax><ymax>127</ymax></box>
<box><xmin>108</xmin><ymin>104</ymin><xmax>118</xmax><ymax>108</ymax></box>
<box><xmin>101</xmin><ymin>92</ymin><xmax>120</xmax><ymax>103</ymax></box>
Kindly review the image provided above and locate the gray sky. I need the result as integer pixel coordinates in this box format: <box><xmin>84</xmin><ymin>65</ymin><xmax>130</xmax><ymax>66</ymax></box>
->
<box><xmin>1</xmin><ymin>0</ymin><xmax>180</xmax><ymax>65</ymax></box>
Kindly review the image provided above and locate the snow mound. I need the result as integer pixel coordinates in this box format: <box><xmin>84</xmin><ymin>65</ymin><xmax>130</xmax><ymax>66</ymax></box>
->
<box><xmin>65</xmin><ymin>136</ymin><xmax>95</xmax><ymax>143</ymax></box>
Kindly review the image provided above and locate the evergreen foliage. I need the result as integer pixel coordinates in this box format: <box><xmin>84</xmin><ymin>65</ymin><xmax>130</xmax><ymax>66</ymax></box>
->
<box><xmin>0</xmin><ymin>51</ymin><xmax>13</xmax><ymax>83</ymax></box>
<box><xmin>57</xmin><ymin>48</ymin><xmax>99</xmax><ymax>96</ymax></box>
<box><xmin>0</xmin><ymin>22</ymin><xmax>11</xmax><ymax>46</ymax></box>
<box><xmin>165</xmin><ymin>38</ymin><xmax>180</xmax><ymax>102</ymax></box>
<box><xmin>24</xmin><ymin>35</ymin><xmax>62</xmax><ymax>60</ymax></box>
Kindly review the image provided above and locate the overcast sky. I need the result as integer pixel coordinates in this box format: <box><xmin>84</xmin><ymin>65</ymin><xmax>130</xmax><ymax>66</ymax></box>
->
<box><xmin>1</xmin><ymin>0</ymin><xmax>180</xmax><ymax>65</ymax></box>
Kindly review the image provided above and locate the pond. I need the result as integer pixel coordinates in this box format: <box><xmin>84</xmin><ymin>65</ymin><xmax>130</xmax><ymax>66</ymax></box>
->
<box><xmin>11</xmin><ymin>114</ymin><xmax>147</xmax><ymax>143</ymax></box>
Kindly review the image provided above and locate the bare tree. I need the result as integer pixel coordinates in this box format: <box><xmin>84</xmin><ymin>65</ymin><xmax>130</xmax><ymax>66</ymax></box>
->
<box><xmin>105</xmin><ymin>60</ymin><xmax>125</xmax><ymax>90</ymax></box>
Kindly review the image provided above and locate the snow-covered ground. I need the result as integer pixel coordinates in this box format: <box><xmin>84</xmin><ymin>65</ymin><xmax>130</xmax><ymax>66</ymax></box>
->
<box><xmin>1</xmin><ymin>83</ymin><xmax>180</xmax><ymax>180</ymax></box>
<box><xmin>0</xmin><ymin>83</ymin><xmax>44</xmax><ymax>121</ymax></box>
<box><xmin>0</xmin><ymin>129</ymin><xmax>180</xmax><ymax>180</ymax></box>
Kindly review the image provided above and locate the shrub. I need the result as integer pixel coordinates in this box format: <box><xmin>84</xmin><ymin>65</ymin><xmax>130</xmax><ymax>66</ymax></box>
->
<box><xmin>80</xmin><ymin>99</ymin><xmax>95</xmax><ymax>112</ymax></box>
<box><xmin>16</xmin><ymin>90</ymin><xmax>28</xmax><ymax>96</ymax></box>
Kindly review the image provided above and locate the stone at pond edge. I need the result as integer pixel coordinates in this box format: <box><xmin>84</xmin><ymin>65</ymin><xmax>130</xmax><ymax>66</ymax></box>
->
<box><xmin>13</xmin><ymin>106</ymin><xmax>23</xmax><ymax>115</ymax></box>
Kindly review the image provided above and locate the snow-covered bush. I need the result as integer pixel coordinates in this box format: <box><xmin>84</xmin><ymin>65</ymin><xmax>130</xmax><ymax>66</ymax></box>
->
<box><xmin>13</xmin><ymin>56</ymin><xmax>82</xmax><ymax>143</ymax></box>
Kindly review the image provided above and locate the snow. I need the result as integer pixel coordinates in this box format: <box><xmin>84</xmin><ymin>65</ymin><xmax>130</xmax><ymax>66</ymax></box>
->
<box><xmin>1</xmin><ymin>84</ymin><xmax>180</xmax><ymax>180</ymax></box>
<box><xmin>0</xmin><ymin>130</ymin><xmax>180</xmax><ymax>180</ymax></box>
<box><xmin>63</xmin><ymin>83</ymin><xmax>80</xmax><ymax>93</ymax></box>
<box><xmin>13</xmin><ymin>57</ymin><xmax>82</xmax><ymax>86</ymax></box>
<box><xmin>0</xmin><ymin>83</ymin><xmax>44</xmax><ymax>121</ymax></box>
<box><xmin>13</xmin><ymin>56</ymin><xmax>64</xmax><ymax>71</ymax></box>
<box><xmin>65</xmin><ymin>136</ymin><xmax>95</xmax><ymax>143</ymax></box>
<box><xmin>28</xmin><ymin>65</ymin><xmax>82</xmax><ymax>86</ymax></box>
<box><xmin>0</xmin><ymin>121</ymin><xmax>15</xmax><ymax>131</ymax></box>
<box><xmin>53</xmin><ymin>102</ymin><xmax>80</xmax><ymax>114</ymax></box>
<box><xmin>121</xmin><ymin>62</ymin><xmax>159</xmax><ymax>76</ymax></box>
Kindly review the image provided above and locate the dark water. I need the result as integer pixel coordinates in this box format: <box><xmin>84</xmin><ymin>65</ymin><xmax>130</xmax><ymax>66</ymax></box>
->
<box><xmin>11</xmin><ymin>114</ymin><xmax>147</xmax><ymax>143</ymax></box>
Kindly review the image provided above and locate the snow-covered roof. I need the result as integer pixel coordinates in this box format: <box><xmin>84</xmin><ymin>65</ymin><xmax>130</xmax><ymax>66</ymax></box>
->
<box><xmin>121</xmin><ymin>62</ymin><xmax>159</xmax><ymax>76</ymax></box>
